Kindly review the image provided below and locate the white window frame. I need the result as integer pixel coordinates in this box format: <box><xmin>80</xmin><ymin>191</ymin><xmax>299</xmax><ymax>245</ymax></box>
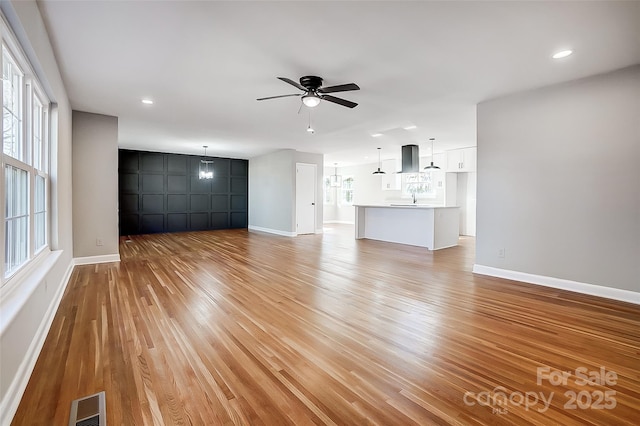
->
<box><xmin>1</xmin><ymin>15</ymin><xmax>51</xmax><ymax>287</ymax></box>
<box><xmin>340</xmin><ymin>176</ymin><xmax>354</xmax><ymax>206</ymax></box>
<box><xmin>2</xmin><ymin>45</ymin><xmax>23</xmax><ymax>162</ymax></box>
<box><xmin>32</xmin><ymin>88</ymin><xmax>49</xmax><ymax>253</ymax></box>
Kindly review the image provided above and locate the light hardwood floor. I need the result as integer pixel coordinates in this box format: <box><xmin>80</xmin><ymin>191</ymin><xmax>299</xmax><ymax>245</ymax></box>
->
<box><xmin>11</xmin><ymin>225</ymin><xmax>640</xmax><ymax>425</ymax></box>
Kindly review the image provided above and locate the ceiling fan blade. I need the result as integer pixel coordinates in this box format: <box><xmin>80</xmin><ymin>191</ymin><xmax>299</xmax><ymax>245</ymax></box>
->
<box><xmin>321</xmin><ymin>95</ymin><xmax>358</xmax><ymax>108</ymax></box>
<box><xmin>277</xmin><ymin>77</ymin><xmax>306</xmax><ymax>91</ymax></box>
<box><xmin>257</xmin><ymin>94</ymin><xmax>301</xmax><ymax>101</ymax></box>
<box><xmin>318</xmin><ymin>83</ymin><xmax>360</xmax><ymax>94</ymax></box>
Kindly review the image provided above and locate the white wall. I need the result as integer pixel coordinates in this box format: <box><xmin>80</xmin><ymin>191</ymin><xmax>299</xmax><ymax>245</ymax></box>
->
<box><xmin>249</xmin><ymin>149</ymin><xmax>323</xmax><ymax>235</ymax></box>
<box><xmin>249</xmin><ymin>149</ymin><xmax>295</xmax><ymax>235</ymax></box>
<box><xmin>0</xmin><ymin>1</ymin><xmax>74</xmax><ymax>424</ymax></box>
<box><xmin>476</xmin><ymin>65</ymin><xmax>640</xmax><ymax>295</ymax></box>
<box><xmin>72</xmin><ymin>111</ymin><xmax>119</xmax><ymax>260</ymax></box>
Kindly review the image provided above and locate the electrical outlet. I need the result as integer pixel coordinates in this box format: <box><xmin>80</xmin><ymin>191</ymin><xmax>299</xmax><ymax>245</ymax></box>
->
<box><xmin>96</xmin><ymin>238</ymin><xmax>103</xmax><ymax>246</ymax></box>
<box><xmin>498</xmin><ymin>248</ymin><xmax>505</xmax><ymax>258</ymax></box>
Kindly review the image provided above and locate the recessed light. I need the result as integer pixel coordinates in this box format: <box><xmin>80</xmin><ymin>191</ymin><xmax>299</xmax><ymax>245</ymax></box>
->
<box><xmin>552</xmin><ymin>50</ymin><xmax>573</xmax><ymax>59</ymax></box>
<box><xmin>371</xmin><ymin>133</ymin><xmax>383</xmax><ymax>137</ymax></box>
<box><xmin>141</xmin><ymin>99</ymin><xmax>154</xmax><ymax>105</ymax></box>
<box><xmin>403</xmin><ymin>125</ymin><xmax>417</xmax><ymax>130</ymax></box>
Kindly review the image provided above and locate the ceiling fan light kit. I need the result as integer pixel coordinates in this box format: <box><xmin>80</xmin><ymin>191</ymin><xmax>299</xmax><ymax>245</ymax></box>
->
<box><xmin>302</xmin><ymin>93</ymin><xmax>321</xmax><ymax>108</ymax></box>
<box><xmin>257</xmin><ymin>75</ymin><xmax>360</xmax><ymax>109</ymax></box>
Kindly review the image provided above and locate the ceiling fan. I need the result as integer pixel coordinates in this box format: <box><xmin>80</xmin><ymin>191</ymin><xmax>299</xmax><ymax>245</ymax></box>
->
<box><xmin>257</xmin><ymin>76</ymin><xmax>360</xmax><ymax>109</ymax></box>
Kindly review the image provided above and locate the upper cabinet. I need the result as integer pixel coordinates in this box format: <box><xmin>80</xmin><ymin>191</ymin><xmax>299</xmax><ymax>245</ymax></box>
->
<box><xmin>446</xmin><ymin>147</ymin><xmax>476</xmax><ymax>172</ymax></box>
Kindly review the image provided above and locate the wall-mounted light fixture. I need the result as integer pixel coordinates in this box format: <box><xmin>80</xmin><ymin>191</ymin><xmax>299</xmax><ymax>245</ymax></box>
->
<box><xmin>199</xmin><ymin>145</ymin><xmax>214</xmax><ymax>179</ymax></box>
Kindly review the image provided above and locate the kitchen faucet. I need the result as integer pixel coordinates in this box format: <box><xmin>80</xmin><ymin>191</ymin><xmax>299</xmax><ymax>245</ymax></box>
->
<box><xmin>412</xmin><ymin>192</ymin><xmax>417</xmax><ymax>204</ymax></box>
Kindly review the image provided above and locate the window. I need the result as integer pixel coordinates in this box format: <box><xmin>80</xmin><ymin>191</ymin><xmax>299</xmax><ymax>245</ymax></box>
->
<box><xmin>2</xmin><ymin>46</ymin><xmax>23</xmax><ymax>161</ymax></box>
<box><xmin>402</xmin><ymin>172</ymin><xmax>436</xmax><ymax>199</ymax></box>
<box><xmin>323</xmin><ymin>176</ymin><xmax>334</xmax><ymax>204</ymax></box>
<box><xmin>341</xmin><ymin>176</ymin><xmax>354</xmax><ymax>205</ymax></box>
<box><xmin>1</xmin><ymin>24</ymin><xmax>50</xmax><ymax>283</ymax></box>
<box><xmin>32</xmin><ymin>94</ymin><xmax>45</xmax><ymax>171</ymax></box>
<box><xmin>4</xmin><ymin>165</ymin><xmax>28</xmax><ymax>275</ymax></box>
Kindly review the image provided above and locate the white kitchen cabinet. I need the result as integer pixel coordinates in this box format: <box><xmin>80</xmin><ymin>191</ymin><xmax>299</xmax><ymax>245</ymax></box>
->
<box><xmin>446</xmin><ymin>147</ymin><xmax>476</xmax><ymax>172</ymax></box>
<box><xmin>380</xmin><ymin>159</ymin><xmax>401</xmax><ymax>190</ymax></box>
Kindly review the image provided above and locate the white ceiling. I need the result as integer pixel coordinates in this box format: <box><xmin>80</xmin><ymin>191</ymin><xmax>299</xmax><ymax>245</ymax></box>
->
<box><xmin>37</xmin><ymin>1</ymin><xmax>640</xmax><ymax>166</ymax></box>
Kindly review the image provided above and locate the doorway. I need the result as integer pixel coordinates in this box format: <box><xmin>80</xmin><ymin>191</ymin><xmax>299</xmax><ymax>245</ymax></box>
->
<box><xmin>296</xmin><ymin>163</ymin><xmax>317</xmax><ymax>235</ymax></box>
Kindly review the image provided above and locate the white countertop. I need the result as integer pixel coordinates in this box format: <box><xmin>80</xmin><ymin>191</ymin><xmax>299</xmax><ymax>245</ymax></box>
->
<box><xmin>354</xmin><ymin>204</ymin><xmax>459</xmax><ymax>209</ymax></box>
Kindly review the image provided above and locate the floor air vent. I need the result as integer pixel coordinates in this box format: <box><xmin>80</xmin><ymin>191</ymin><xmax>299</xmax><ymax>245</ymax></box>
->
<box><xmin>69</xmin><ymin>391</ymin><xmax>106</xmax><ymax>426</ymax></box>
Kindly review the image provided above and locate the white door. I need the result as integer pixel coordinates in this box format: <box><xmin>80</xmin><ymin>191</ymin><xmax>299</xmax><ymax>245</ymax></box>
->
<box><xmin>296</xmin><ymin>163</ymin><xmax>316</xmax><ymax>235</ymax></box>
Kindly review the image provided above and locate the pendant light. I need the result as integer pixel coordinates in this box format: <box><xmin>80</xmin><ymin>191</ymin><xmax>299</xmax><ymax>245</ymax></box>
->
<box><xmin>372</xmin><ymin>148</ymin><xmax>386</xmax><ymax>174</ymax></box>
<box><xmin>424</xmin><ymin>138</ymin><xmax>440</xmax><ymax>170</ymax></box>
<box><xmin>199</xmin><ymin>145</ymin><xmax>214</xmax><ymax>179</ymax></box>
<box><xmin>330</xmin><ymin>163</ymin><xmax>342</xmax><ymax>187</ymax></box>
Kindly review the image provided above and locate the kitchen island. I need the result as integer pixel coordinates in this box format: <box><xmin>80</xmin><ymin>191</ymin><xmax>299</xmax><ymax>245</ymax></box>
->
<box><xmin>354</xmin><ymin>204</ymin><xmax>460</xmax><ymax>250</ymax></box>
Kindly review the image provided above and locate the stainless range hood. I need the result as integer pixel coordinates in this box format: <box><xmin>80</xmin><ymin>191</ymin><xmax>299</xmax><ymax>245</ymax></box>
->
<box><xmin>400</xmin><ymin>144</ymin><xmax>420</xmax><ymax>173</ymax></box>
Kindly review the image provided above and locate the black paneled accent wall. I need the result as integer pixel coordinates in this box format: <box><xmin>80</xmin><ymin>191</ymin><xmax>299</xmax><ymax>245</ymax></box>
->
<box><xmin>118</xmin><ymin>149</ymin><xmax>248</xmax><ymax>235</ymax></box>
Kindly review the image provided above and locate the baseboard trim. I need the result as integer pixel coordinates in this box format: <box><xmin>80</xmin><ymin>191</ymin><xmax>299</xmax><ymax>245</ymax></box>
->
<box><xmin>248</xmin><ymin>225</ymin><xmax>296</xmax><ymax>237</ymax></box>
<box><xmin>323</xmin><ymin>220</ymin><xmax>355</xmax><ymax>225</ymax></box>
<box><xmin>74</xmin><ymin>254</ymin><xmax>121</xmax><ymax>265</ymax></box>
<box><xmin>472</xmin><ymin>264</ymin><xmax>640</xmax><ymax>305</ymax></box>
<box><xmin>0</xmin><ymin>255</ymin><xmax>74</xmax><ymax>426</ymax></box>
